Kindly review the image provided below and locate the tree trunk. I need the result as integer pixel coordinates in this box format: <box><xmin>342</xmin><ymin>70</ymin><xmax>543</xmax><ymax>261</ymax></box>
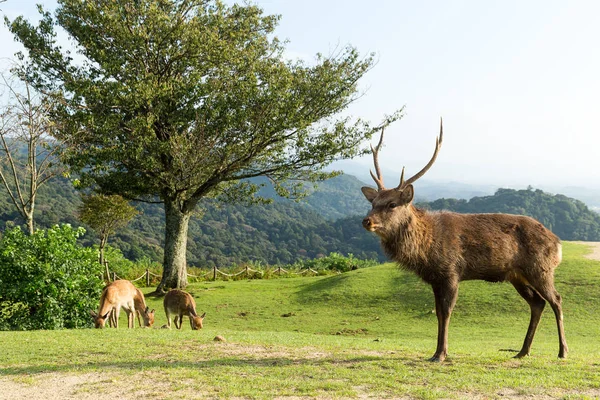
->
<box><xmin>99</xmin><ymin>236</ymin><xmax>107</xmax><ymax>280</ymax></box>
<box><xmin>25</xmin><ymin>212</ymin><xmax>34</xmax><ymax>235</ymax></box>
<box><xmin>156</xmin><ymin>198</ymin><xmax>191</xmax><ymax>292</ymax></box>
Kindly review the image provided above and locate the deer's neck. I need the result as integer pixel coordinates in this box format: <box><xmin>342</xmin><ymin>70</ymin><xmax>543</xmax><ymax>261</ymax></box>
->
<box><xmin>133</xmin><ymin>293</ymin><xmax>146</xmax><ymax>312</ymax></box>
<box><xmin>381</xmin><ymin>205</ymin><xmax>435</xmax><ymax>271</ymax></box>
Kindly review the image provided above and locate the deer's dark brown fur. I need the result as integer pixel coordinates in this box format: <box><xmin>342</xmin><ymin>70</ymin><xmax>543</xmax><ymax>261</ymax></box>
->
<box><xmin>361</xmin><ymin>120</ymin><xmax>567</xmax><ymax>362</ymax></box>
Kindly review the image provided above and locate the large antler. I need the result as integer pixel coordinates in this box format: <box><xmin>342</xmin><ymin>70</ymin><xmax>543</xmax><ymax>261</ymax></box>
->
<box><xmin>397</xmin><ymin>117</ymin><xmax>443</xmax><ymax>191</ymax></box>
<box><xmin>369</xmin><ymin>126</ymin><xmax>387</xmax><ymax>191</ymax></box>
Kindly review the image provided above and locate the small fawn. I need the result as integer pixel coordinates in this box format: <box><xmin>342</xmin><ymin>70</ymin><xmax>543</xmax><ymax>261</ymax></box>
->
<box><xmin>163</xmin><ymin>289</ymin><xmax>206</xmax><ymax>330</ymax></box>
<box><xmin>90</xmin><ymin>280</ymin><xmax>155</xmax><ymax>328</ymax></box>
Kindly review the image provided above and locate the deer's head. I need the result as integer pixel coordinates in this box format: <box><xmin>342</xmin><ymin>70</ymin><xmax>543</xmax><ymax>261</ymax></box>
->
<box><xmin>141</xmin><ymin>306</ymin><xmax>156</xmax><ymax>328</ymax></box>
<box><xmin>361</xmin><ymin>119</ymin><xmax>443</xmax><ymax>238</ymax></box>
<box><xmin>191</xmin><ymin>312</ymin><xmax>206</xmax><ymax>330</ymax></box>
<box><xmin>90</xmin><ymin>310</ymin><xmax>111</xmax><ymax>329</ymax></box>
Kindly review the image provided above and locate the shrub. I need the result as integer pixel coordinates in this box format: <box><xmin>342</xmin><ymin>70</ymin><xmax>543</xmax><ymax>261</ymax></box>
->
<box><xmin>103</xmin><ymin>246</ymin><xmax>139</xmax><ymax>279</ymax></box>
<box><xmin>0</xmin><ymin>225</ymin><xmax>104</xmax><ymax>330</ymax></box>
<box><xmin>302</xmin><ymin>252</ymin><xmax>378</xmax><ymax>273</ymax></box>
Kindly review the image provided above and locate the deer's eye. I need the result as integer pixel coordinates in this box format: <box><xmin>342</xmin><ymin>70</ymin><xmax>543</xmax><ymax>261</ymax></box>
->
<box><xmin>389</xmin><ymin>202</ymin><xmax>398</xmax><ymax>209</ymax></box>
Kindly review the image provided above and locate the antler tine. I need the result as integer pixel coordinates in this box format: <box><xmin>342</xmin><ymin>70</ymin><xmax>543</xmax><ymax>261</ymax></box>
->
<box><xmin>397</xmin><ymin>117</ymin><xmax>443</xmax><ymax>190</ymax></box>
<box><xmin>399</xmin><ymin>166</ymin><xmax>405</xmax><ymax>186</ymax></box>
<box><xmin>369</xmin><ymin>126</ymin><xmax>386</xmax><ymax>191</ymax></box>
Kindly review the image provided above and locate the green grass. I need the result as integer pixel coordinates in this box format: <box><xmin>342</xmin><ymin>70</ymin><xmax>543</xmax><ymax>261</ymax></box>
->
<box><xmin>1</xmin><ymin>241</ymin><xmax>600</xmax><ymax>399</ymax></box>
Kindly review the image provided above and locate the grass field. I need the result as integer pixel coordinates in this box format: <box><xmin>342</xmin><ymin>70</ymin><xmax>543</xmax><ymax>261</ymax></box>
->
<box><xmin>1</xmin><ymin>242</ymin><xmax>600</xmax><ymax>399</ymax></box>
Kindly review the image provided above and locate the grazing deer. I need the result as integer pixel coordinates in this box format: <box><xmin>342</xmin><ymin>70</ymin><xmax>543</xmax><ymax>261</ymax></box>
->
<box><xmin>361</xmin><ymin>119</ymin><xmax>567</xmax><ymax>362</ymax></box>
<box><xmin>90</xmin><ymin>280</ymin><xmax>155</xmax><ymax>328</ymax></box>
<box><xmin>163</xmin><ymin>289</ymin><xmax>206</xmax><ymax>330</ymax></box>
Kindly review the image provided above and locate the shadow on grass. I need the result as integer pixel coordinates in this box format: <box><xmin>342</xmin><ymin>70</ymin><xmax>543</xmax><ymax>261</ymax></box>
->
<box><xmin>294</xmin><ymin>267</ymin><xmax>434</xmax><ymax>319</ymax></box>
<box><xmin>0</xmin><ymin>353</ymin><xmax>428</xmax><ymax>376</ymax></box>
<box><xmin>295</xmin><ymin>273</ymin><xmax>352</xmax><ymax>296</ymax></box>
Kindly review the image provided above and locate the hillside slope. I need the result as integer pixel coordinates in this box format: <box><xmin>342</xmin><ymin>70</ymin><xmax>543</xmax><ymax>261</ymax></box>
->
<box><xmin>425</xmin><ymin>188</ymin><xmax>600</xmax><ymax>241</ymax></box>
<box><xmin>1</xmin><ymin>170</ymin><xmax>600</xmax><ymax>266</ymax></box>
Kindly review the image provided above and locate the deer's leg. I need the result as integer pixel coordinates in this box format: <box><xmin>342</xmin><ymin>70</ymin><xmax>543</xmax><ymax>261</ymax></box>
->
<box><xmin>107</xmin><ymin>309</ymin><xmax>114</xmax><ymax>328</ymax></box>
<box><xmin>110</xmin><ymin>309</ymin><xmax>117</xmax><ymax>328</ymax></box>
<box><xmin>165</xmin><ymin>307</ymin><xmax>172</xmax><ymax>329</ymax></box>
<box><xmin>124</xmin><ymin>303</ymin><xmax>135</xmax><ymax>329</ymax></box>
<box><xmin>430</xmin><ymin>282</ymin><xmax>458</xmax><ymax>362</ymax></box>
<box><xmin>531</xmin><ymin>283</ymin><xmax>568</xmax><ymax>359</ymax></box>
<box><xmin>511</xmin><ymin>280</ymin><xmax>546</xmax><ymax>358</ymax></box>
<box><xmin>113</xmin><ymin>308</ymin><xmax>120</xmax><ymax>328</ymax></box>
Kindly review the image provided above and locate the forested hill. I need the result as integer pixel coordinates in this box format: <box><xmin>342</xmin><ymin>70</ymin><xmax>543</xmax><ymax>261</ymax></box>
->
<box><xmin>1</xmin><ymin>173</ymin><xmax>600</xmax><ymax>267</ymax></box>
<box><xmin>423</xmin><ymin>188</ymin><xmax>600</xmax><ymax>241</ymax></box>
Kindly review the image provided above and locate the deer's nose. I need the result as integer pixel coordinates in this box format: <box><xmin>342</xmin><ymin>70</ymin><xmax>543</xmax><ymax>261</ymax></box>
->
<box><xmin>362</xmin><ymin>217</ymin><xmax>372</xmax><ymax>228</ymax></box>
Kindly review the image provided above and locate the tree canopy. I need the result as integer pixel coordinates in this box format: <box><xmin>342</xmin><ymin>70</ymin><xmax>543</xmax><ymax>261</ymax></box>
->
<box><xmin>6</xmin><ymin>0</ymin><xmax>398</xmax><ymax>290</ymax></box>
<box><xmin>78</xmin><ymin>193</ymin><xmax>139</xmax><ymax>275</ymax></box>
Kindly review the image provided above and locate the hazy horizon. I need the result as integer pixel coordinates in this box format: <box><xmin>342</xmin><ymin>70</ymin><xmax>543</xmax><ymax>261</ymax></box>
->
<box><xmin>1</xmin><ymin>1</ymin><xmax>599</xmax><ymax>189</ymax></box>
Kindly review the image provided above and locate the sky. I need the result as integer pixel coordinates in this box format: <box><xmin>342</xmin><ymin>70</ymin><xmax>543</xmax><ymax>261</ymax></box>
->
<box><xmin>1</xmin><ymin>0</ymin><xmax>599</xmax><ymax>188</ymax></box>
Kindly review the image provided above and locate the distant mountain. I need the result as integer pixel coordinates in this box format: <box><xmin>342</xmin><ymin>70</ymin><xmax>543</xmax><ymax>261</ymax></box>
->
<box><xmin>331</xmin><ymin>160</ymin><xmax>600</xmax><ymax>209</ymax></box>
<box><xmin>281</xmin><ymin>174</ymin><xmax>370</xmax><ymax>220</ymax></box>
<box><xmin>1</xmin><ymin>162</ymin><xmax>600</xmax><ymax>267</ymax></box>
<box><xmin>423</xmin><ymin>188</ymin><xmax>600</xmax><ymax>241</ymax></box>
<box><xmin>539</xmin><ymin>186</ymin><xmax>600</xmax><ymax>211</ymax></box>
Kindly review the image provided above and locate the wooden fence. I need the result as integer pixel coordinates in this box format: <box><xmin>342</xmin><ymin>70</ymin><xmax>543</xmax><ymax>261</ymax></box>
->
<box><xmin>102</xmin><ymin>261</ymin><xmax>318</xmax><ymax>286</ymax></box>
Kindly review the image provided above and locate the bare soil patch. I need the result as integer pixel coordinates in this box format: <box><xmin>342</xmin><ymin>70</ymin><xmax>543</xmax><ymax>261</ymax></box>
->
<box><xmin>570</xmin><ymin>241</ymin><xmax>600</xmax><ymax>261</ymax></box>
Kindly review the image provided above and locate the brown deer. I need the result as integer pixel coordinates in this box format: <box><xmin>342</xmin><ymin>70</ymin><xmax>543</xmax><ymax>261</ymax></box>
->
<box><xmin>163</xmin><ymin>289</ymin><xmax>206</xmax><ymax>330</ymax></box>
<box><xmin>90</xmin><ymin>280</ymin><xmax>155</xmax><ymax>328</ymax></box>
<box><xmin>361</xmin><ymin>119</ymin><xmax>567</xmax><ymax>362</ymax></box>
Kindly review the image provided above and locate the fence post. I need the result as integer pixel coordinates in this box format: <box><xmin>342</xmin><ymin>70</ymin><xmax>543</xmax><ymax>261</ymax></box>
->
<box><xmin>146</xmin><ymin>268</ymin><xmax>150</xmax><ymax>287</ymax></box>
<box><xmin>277</xmin><ymin>266</ymin><xmax>281</xmax><ymax>276</ymax></box>
<box><xmin>104</xmin><ymin>260</ymin><xmax>111</xmax><ymax>282</ymax></box>
<box><xmin>213</xmin><ymin>265</ymin><xmax>217</xmax><ymax>281</ymax></box>
<box><xmin>245</xmin><ymin>266</ymin><xmax>249</xmax><ymax>277</ymax></box>
<box><xmin>112</xmin><ymin>271</ymin><xmax>117</xmax><ymax>282</ymax></box>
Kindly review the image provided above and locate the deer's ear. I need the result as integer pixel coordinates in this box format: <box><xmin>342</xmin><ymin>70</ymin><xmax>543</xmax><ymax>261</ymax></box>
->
<box><xmin>90</xmin><ymin>310</ymin><xmax>98</xmax><ymax>318</ymax></box>
<box><xmin>361</xmin><ymin>187</ymin><xmax>378</xmax><ymax>203</ymax></box>
<box><xmin>398</xmin><ymin>184</ymin><xmax>414</xmax><ymax>204</ymax></box>
<box><xmin>101</xmin><ymin>311</ymin><xmax>111</xmax><ymax>320</ymax></box>
<box><xmin>200</xmin><ymin>312</ymin><xmax>206</xmax><ymax>319</ymax></box>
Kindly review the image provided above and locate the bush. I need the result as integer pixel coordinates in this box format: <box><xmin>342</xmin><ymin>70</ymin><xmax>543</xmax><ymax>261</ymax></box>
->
<box><xmin>301</xmin><ymin>252</ymin><xmax>378</xmax><ymax>273</ymax></box>
<box><xmin>0</xmin><ymin>225</ymin><xmax>105</xmax><ymax>330</ymax></box>
<box><xmin>102</xmin><ymin>245</ymin><xmax>139</xmax><ymax>279</ymax></box>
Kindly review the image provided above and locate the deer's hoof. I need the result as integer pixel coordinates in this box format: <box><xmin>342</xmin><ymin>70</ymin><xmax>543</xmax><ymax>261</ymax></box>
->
<box><xmin>513</xmin><ymin>352</ymin><xmax>529</xmax><ymax>359</ymax></box>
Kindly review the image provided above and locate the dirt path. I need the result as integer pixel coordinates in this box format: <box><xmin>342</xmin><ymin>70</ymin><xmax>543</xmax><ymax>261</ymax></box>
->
<box><xmin>0</xmin><ymin>373</ymin><xmax>110</xmax><ymax>400</ymax></box>
<box><xmin>570</xmin><ymin>241</ymin><xmax>600</xmax><ymax>261</ymax></box>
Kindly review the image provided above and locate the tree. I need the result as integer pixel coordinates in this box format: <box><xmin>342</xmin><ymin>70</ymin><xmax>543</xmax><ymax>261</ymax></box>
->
<box><xmin>0</xmin><ymin>71</ymin><xmax>64</xmax><ymax>234</ymax></box>
<box><xmin>78</xmin><ymin>193</ymin><xmax>139</xmax><ymax>279</ymax></box>
<box><xmin>6</xmin><ymin>0</ymin><xmax>401</xmax><ymax>291</ymax></box>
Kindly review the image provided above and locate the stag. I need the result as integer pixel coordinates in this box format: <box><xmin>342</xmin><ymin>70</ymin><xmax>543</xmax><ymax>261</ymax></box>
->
<box><xmin>361</xmin><ymin>119</ymin><xmax>567</xmax><ymax>362</ymax></box>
